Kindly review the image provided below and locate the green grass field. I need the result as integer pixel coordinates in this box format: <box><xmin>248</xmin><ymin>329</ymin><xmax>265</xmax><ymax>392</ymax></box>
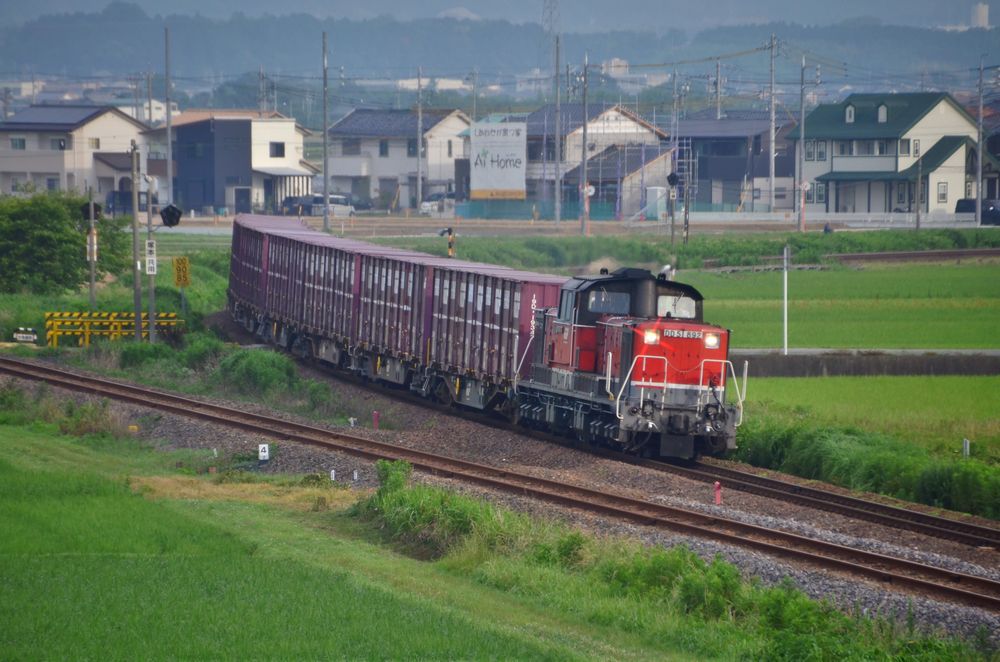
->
<box><xmin>0</xmin><ymin>422</ymin><xmax>991</xmax><ymax>660</ymax></box>
<box><xmin>684</xmin><ymin>263</ymin><xmax>1000</xmax><ymax>349</ymax></box>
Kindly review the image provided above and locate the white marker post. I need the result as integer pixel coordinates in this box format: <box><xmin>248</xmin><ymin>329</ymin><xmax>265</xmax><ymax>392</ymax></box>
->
<box><xmin>258</xmin><ymin>444</ymin><xmax>270</xmax><ymax>462</ymax></box>
<box><xmin>783</xmin><ymin>244</ymin><xmax>790</xmax><ymax>356</ymax></box>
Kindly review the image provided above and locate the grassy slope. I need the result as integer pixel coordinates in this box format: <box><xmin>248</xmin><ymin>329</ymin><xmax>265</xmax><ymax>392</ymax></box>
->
<box><xmin>0</xmin><ymin>427</ymin><xmax>695</xmax><ymax>661</ymax></box>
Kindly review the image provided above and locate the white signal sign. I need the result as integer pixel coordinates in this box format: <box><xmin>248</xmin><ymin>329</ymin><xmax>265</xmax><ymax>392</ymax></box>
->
<box><xmin>145</xmin><ymin>240</ymin><xmax>156</xmax><ymax>258</ymax></box>
<box><xmin>145</xmin><ymin>257</ymin><xmax>157</xmax><ymax>275</ymax></box>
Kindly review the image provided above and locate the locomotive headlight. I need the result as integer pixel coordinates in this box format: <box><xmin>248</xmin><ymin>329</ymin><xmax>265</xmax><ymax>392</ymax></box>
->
<box><xmin>643</xmin><ymin>329</ymin><xmax>660</xmax><ymax>344</ymax></box>
<box><xmin>704</xmin><ymin>332</ymin><xmax>720</xmax><ymax>349</ymax></box>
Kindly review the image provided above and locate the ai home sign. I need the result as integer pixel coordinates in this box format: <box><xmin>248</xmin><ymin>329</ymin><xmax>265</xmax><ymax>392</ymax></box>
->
<box><xmin>258</xmin><ymin>444</ymin><xmax>270</xmax><ymax>462</ymax></box>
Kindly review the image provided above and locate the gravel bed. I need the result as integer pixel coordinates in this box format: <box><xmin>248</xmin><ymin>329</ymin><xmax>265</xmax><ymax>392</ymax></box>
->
<box><xmin>4</xmin><ymin>354</ymin><xmax>998</xmax><ymax>650</ymax></box>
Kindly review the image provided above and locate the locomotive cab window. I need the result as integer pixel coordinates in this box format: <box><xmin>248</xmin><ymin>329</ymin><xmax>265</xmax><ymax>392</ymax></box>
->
<box><xmin>657</xmin><ymin>294</ymin><xmax>697</xmax><ymax>320</ymax></box>
<box><xmin>558</xmin><ymin>290</ymin><xmax>575</xmax><ymax>321</ymax></box>
<box><xmin>588</xmin><ymin>290</ymin><xmax>630</xmax><ymax>315</ymax></box>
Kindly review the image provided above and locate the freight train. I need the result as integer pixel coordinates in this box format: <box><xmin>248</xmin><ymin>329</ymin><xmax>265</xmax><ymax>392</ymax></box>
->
<box><xmin>228</xmin><ymin>215</ymin><xmax>746</xmax><ymax>459</ymax></box>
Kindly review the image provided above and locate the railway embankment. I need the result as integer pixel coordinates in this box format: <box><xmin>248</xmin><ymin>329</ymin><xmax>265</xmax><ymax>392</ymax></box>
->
<box><xmin>732</xmin><ymin>349</ymin><xmax>1000</xmax><ymax>377</ymax></box>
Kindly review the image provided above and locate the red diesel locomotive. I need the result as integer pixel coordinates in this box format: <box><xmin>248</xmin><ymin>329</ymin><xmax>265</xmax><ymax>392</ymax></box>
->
<box><xmin>228</xmin><ymin>215</ymin><xmax>746</xmax><ymax>459</ymax></box>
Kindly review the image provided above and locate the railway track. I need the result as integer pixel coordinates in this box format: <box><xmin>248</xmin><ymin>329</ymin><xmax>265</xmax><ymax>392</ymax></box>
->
<box><xmin>827</xmin><ymin>247</ymin><xmax>1000</xmax><ymax>263</ymax></box>
<box><xmin>644</xmin><ymin>459</ymin><xmax>1000</xmax><ymax>550</ymax></box>
<box><xmin>307</xmin><ymin>356</ymin><xmax>1000</xmax><ymax>550</ymax></box>
<box><xmin>2</xmin><ymin>355</ymin><xmax>999</xmax><ymax>613</ymax></box>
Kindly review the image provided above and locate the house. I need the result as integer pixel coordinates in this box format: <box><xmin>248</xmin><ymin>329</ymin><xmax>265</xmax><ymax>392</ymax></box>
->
<box><xmin>795</xmin><ymin>93</ymin><xmax>1000</xmax><ymax>214</ymax></box>
<box><xmin>521</xmin><ymin>103</ymin><xmax>670</xmax><ymax>217</ymax></box>
<box><xmin>675</xmin><ymin>109</ymin><xmax>795</xmax><ymax>212</ymax></box>
<box><xmin>144</xmin><ymin>109</ymin><xmax>316</xmax><ymax>214</ymax></box>
<box><xmin>325</xmin><ymin>108</ymin><xmax>470</xmax><ymax>209</ymax></box>
<box><xmin>0</xmin><ymin>104</ymin><xmax>148</xmax><ymax>198</ymax></box>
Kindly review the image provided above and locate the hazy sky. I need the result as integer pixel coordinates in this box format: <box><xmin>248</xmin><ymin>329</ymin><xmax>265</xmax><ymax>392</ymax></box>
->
<box><xmin>3</xmin><ymin>0</ymin><xmax>997</xmax><ymax>32</ymax></box>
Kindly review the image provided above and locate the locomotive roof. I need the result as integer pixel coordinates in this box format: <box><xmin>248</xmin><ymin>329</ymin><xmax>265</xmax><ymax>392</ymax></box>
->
<box><xmin>562</xmin><ymin>267</ymin><xmax>704</xmax><ymax>301</ymax></box>
<box><xmin>234</xmin><ymin>214</ymin><xmax>568</xmax><ymax>286</ymax></box>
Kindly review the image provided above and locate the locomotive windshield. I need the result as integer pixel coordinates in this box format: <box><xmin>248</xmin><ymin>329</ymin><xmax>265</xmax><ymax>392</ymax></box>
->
<box><xmin>588</xmin><ymin>290</ymin><xmax>630</xmax><ymax>315</ymax></box>
<box><xmin>657</xmin><ymin>294</ymin><xmax>697</xmax><ymax>319</ymax></box>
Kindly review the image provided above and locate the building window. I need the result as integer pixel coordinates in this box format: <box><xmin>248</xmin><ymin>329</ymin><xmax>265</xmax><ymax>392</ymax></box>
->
<box><xmin>937</xmin><ymin>182</ymin><xmax>948</xmax><ymax>204</ymax></box>
<box><xmin>88</xmin><ymin>137</ymin><xmax>100</xmax><ymax>149</ymax></box>
<box><xmin>913</xmin><ymin>140</ymin><xmax>920</xmax><ymax>157</ymax></box>
<box><xmin>876</xmin><ymin>140</ymin><xmax>889</xmax><ymax>155</ymax></box>
<box><xmin>46</xmin><ymin>177</ymin><xmax>58</xmax><ymax>191</ymax></box>
<box><xmin>836</xmin><ymin>140</ymin><xmax>852</xmax><ymax>156</ymax></box>
<box><xmin>877</xmin><ymin>104</ymin><xmax>887</xmax><ymax>123</ymax></box>
<box><xmin>804</xmin><ymin>140</ymin><xmax>815</xmax><ymax>161</ymax></box>
<box><xmin>775</xmin><ymin>186</ymin><xmax>787</xmax><ymax>200</ymax></box>
<box><xmin>899</xmin><ymin>139</ymin><xmax>910</xmax><ymax>156</ymax></box>
<box><xmin>966</xmin><ymin>181</ymin><xmax>973</xmax><ymax>198</ymax></box>
<box><xmin>815</xmin><ymin>182</ymin><xmax>826</xmax><ymax>204</ymax></box>
<box><xmin>845</xmin><ymin>104</ymin><xmax>855</xmax><ymax>123</ymax></box>
<box><xmin>816</xmin><ymin>140</ymin><xmax>827</xmax><ymax>161</ymax></box>
<box><xmin>50</xmin><ymin>138</ymin><xmax>67</xmax><ymax>150</ymax></box>
<box><xmin>379</xmin><ymin>139</ymin><xmax>389</xmax><ymax>157</ymax></box>
<box><xmin>342</xmin><ymin>139</ymin><xmax>360</xmax><ymax>156</ymax></box>
<box><xmin>897</xmin><ymin>185</ymin><xmax>906</xmax><ymax>205</ymax></box>
<box><xmin>752</xmin><ymin>188</ymin><xmax>761</xmax><ymax>200</ymax></box>
<box><xmin>447</xmin><ymin>139</ymin><xmax>453</xmax><ymax>158</ymax></box>
<box><xmin>805</xmin><ymin>185</ymin><xmax>814</xmax><ymax>203</ymax></box>
<box><xmin>269</xmin><ymin>142</ymin><xmax>286</xmax><ymax>157</ymax></box>
<box><xmin>10</xmin><ymin>137</ymin><xmax>26</xmax><ymax>150</ymax></box>
<box><xmin>407</xmin><ymin>138</ymin><xmax>418</xmax><ymax>157</ymax></box>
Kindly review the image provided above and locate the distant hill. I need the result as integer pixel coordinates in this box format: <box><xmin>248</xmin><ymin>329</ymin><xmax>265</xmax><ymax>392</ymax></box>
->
<box><xmin>0</xmin><ymin>3</ymin><xmax>993</xmax><ymax>86</ymax></box>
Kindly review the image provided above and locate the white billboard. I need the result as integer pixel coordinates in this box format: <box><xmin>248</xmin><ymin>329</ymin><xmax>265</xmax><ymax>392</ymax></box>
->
<box><xmin>470</xmin><ymin>122</ymin><xmax>527</xmax><ymax>200</ymax></box>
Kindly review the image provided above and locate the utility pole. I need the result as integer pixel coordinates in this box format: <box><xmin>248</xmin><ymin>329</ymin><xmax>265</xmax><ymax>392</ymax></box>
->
<box><xmin>146</xmin><ymin>72</ymin><xmax>153</xmax><ymax>125</ymax></box>
<box><xmin>798</xmin><ymin>56</ymin><xmax>806</xmax><ymax>232</ymax></box>
<box><xmin>977</xmin><ymin>55</ymin><xmax>984</xmax><ymax>227</ymax></box>
<box><xmin>715</xmin><ymin>59</ymin><xmax>722</xmax><ymax>120</ymax></box>
<box><xmin>915</xmin><ymin>155</ymin><xmax>922</xmax><ymax>230</ymax></box>
<box><xmin>670</xmin><ymin>70</ymin><xmax>678</xmax><ymax>223</ymax></box>
<box><xmin>769</xmin><ymin>34</ymin><xmax>776</xmax><ymax>213</ymax></box>
<box><xmin>417</xmin><ymin>66</ymin><xmax>423</xmax><ymax>212</ymax></box>
<box><xmin>258</xmin><ymin>65</ymin><xmax>266</xmax><ymax>117</ymax></box>
<box><xmin>554</xmin><ymin>35</ymin><xmax>562</xmax><ymax>224</ymax></box>
<box><xmin>322</xmin><ymin>31</ymin><xmax>330</xmax><ymax>233</ymax></box>
<box><xmin>130</xmin><ymin>141</ymin><xmax>142</xmax><ymax>341</ymax></box>
<box><xmin>88</xmin><ymin>187</ymin><xmax>96</xmax><ymax>310</ymax></box>
<box><xmin>145</xmin><ymin>173</ymin><xmax>157</xmax><ymax>343</ymax></box>
<box><xmin>579</xmin><ymin>53</ymin><xmax>589</xmax><ymax>236</ymax></box>
<box><xmin>165</xmin><ymin>27</ymin><xmax>173</xmax><ymax>205</ymax></box>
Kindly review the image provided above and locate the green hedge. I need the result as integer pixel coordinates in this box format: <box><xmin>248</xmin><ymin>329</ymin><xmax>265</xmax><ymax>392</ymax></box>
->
<box><xmin>735</xmin><ymin>422</ymin><xmax>1000</xmax><ymax>519</ymax></box>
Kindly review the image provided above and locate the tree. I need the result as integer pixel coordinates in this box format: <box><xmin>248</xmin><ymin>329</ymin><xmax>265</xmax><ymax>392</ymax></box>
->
<box><xmin>0</xmin><ymin>193</ymin><xmax>130</xmax><ymax>294</ymax></box>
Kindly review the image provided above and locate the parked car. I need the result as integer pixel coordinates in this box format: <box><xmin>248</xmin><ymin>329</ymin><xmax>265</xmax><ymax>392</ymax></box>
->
<box><xmin>420</xmin><ymin>191</ymin><xmax>455</xmax><ymax>214</ymax></box>
<box><xmin>955</xmin><ymin>198</ymin><xmax>1000</xmax><ymax>225</ymax></box>
<box><xmin>313</xmin><ymin>194</ymin><xmax>355</xmax><ymax>217</ymax></box>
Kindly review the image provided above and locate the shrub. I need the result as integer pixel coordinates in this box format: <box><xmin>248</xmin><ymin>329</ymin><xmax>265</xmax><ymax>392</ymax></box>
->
<box><xmin>179</xmin><ymin>334</ymin><xmax>225</xmax><ymax>369</ymax></box>
<box><xmin>217</xmin><ymin>349</ymin><xmax>296</xmax><ymax>394</ymax></box>
<box><xmin>119</xmin><ymin>341</ymin><xmax>173</xmax><ymax>369</ymax></box>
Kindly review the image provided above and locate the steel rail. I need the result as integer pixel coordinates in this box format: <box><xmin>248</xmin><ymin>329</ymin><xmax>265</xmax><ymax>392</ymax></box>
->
<box><xmin>644</xmin><ymin>459</ymin><xmax>1000</xmax><ymax>549</ymax></box>
<box><xmin>1</xmin><ymin>356</ymin><xmax>998</xmax><ymax>613</ymax></box>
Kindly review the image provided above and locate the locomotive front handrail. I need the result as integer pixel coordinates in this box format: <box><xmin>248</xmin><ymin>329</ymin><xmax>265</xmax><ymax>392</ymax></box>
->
<box><xmin>697</xmin><ymin>358</ymin><xmax>747</xmax><ymax>427</ymax></box>
<box><xmin>615</xmin><ymin>354</ymin><xmax>670</xmax><ymax>420</ymax></box>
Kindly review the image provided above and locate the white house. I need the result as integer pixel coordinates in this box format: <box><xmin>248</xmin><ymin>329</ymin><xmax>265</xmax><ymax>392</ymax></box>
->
<box><xmin>325</xmin><ymin>108</ymin><xmax>470</xmax><ymax>209</ymax></box>
<box><xmin>0</xmin><ymin>105</ymin><xmax>148</xmax><ymax>197</ymax></box>
<box><xmin>794</xmin><ymin>93</ymin><xmax>998</xmax><ymax>214</ymax></box>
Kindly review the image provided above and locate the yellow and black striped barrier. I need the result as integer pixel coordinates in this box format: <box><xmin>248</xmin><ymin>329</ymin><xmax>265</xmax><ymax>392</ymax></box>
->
<box><xmin>45</xmin><ymin>312</ymin><xmax>183</xmax><ymax>347</ymax></box>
